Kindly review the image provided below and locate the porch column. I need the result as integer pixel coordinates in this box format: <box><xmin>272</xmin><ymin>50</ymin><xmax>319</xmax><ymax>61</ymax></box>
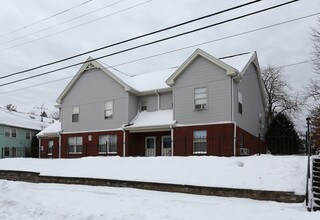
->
<box><xmin>171</xmin><ymin>125</ymin><xmax>174</xmax><ymax>156</ymax></box>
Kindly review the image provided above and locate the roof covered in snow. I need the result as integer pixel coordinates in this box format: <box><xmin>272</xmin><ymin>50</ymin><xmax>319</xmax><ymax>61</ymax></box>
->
<box><xmin>37</xmin><ymin>121</ymin><xmax>62</xmax><ymax>137</ymax></box>
<box><xmin>125</xmin><ymin>110</ymin><xmax>175</xmax><ymax>131</ymax></box>
<box><xmin>220</xmin><ymin>52</ymin><xmax>255</xmax><ymax>73</ymax></box>
<box><xmin>0</xmin><ymin>108</ymin><xmax>53</xmax><ymax>131</ymax></box>
<box><xmin>57</xmin><ymin>49</ymin><xmax>258</xmax><ymax>103</ymax></box>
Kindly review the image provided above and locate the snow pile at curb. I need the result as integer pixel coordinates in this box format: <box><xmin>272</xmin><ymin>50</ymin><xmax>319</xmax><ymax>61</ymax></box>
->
<box><xmin>0</xmin><ymin>155</ymin><xmax>307</xmax><ymax>194</ymax></box>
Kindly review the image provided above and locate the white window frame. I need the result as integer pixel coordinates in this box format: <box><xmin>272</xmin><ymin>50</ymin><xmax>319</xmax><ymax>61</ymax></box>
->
<box><xmin>238</xmin><ymin>91</ymin><xmax>243</xmax><ymax>114</ymax></box>
<box><xmin>105</xmin><ymin>101</ymin><xmax>113</xmax><ymax>119</ymax></box>
<box><xmin>26</xmin><ymin>130</ymin><xmax>32</xmax><ymax>139</ymax></box>
<box><xmin>141</xmin><ymin>101</ymin><xmax>147</xmax><ymax>111</ymax></box>
<box><xmin>4</xmin><ymin>127</ymin><xmax>17</xmax><ymax>138</ymax></box>
<box><xmin>48</xmin><ymin>140</ymin><xmax>54</xmax><ymax>155</ymax></box>
<box><xmin>68</xmin><ymin>136</ymin><xmax>83</xmax><ymax>154</ymax></box>
<box><xmin>98</xmin><ymin>135</ymin><xmax>117</xmax><ymax>154</ymax></box>
<box><xmin>193</xmin><ymin>130</ymin><xmax>207</xmax><ymax>154</ymax></box>
<box><xmin>194</xmin><ymin>87</ymin><xmax>207</xmax><ymax>110</ymax></box>
<box><xmin>72</xmin><ymin>106</ymin><xmax>80</xmax><ymax>122</ymax></box>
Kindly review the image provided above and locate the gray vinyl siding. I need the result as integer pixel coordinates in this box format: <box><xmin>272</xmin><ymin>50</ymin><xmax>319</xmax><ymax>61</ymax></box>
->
<box><xmin>128</xmin><ymin>93</ymin><xmax>139</xmax><ymax>122</ymax></box>
<box><xmin>160</xmin><ymin>92</ymin><xmax>173</xmax><ymax>110</ymax></box>
<box><xmin>174</xmin><ymin>56</ymin><xmax>231</xmax><ymax>124</ymax></box>
<box><xmin>139</xmin><ymin>94</ymin><xmax>158</xmax><ymax>112</ymax></box>
<box><xmin>234</xmin><ymin>64</ymin><xmax>265</xmax><ymax>137</ymax></box>
<box><xmin>61</xmin><ymin>68</ymin><xmax>129</xmax><ymax>132</ymax></box>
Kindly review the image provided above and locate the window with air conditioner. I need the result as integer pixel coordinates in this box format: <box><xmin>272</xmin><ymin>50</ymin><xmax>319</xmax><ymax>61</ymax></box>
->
<box><xmin>194</xmin><ymin>87</ymin><xmax>207</xmax><ymax>111</ymax></box>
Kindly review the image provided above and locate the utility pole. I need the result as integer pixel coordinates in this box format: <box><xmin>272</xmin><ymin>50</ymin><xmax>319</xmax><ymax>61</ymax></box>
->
<box><xmin>34</xmin><ymin>104</ymin><xmax>48</xmax><ymax>122</ymax></box>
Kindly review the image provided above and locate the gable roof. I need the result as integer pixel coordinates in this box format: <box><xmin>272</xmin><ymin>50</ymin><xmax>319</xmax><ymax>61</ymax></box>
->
<box><xmin>57</xmin><ymin>58</ymin><xmax>176</xmax><ymax>103</ymax></box>
<box><xmin>0</xmin><ymin>107</ymin><xmax>52</xmax><ymax>131</ymax></box>
<box><xmin>166</xmin><ymin>48</ymin><xmax>241</xmax><ymax>85</ymax></box>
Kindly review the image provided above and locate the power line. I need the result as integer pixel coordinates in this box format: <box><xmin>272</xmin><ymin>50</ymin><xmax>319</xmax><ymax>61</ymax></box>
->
<box><xmin>0</xmin><ymin>0</ymin><xmax>264</xmax><ymax>80</ymax></box>
<box><xmin>0</xmin><ymin>0</ymin><xmax>94</xmax><ymax>38</ymax></box>
<box><xmin>0</xmin><ymin>0</ymin><xmax>151</xmax><ymax>53</ymax></box>
<box><xmin>0</xmin><ymin>56</ymin><xmax>314</xmax><ymax>95</ymax></box>
<box><xmin>109</xmin><ymin>12</ymin><xmax>319</xmax><ymax>68</ymax></box>
<box><xmin>0</xmin><ymin>0</ymin><xmax>300</xmax><ymax>87</ymax></box>
<box><xmin>0</xmin><ymin>58</ymin><xmax>312</xmax><ymax>96</ymax></box>
<box><xmin>0</xmin><ymin>0</ymin><xmax>126</xmax><ymax>46</ymax></box>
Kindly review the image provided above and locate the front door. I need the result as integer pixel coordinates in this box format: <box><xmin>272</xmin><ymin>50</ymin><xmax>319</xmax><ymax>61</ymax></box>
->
<box><xmin>161</xmin><ymin>136</ymin><xmax>172</xmax><ymax>156</ymax></box>
<box><xmin>145</xmin><ymin>136</ymin><xmax>156</xmax><ymax>157</ymax></box>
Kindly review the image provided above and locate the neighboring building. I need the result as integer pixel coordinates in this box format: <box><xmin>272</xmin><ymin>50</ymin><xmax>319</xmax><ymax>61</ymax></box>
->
<box><xmin>38</xmin><ymin>49</ymin><xmax>266</xmax><ymax>158</ymax></box>
<box><xmin>0</xmin><ymin>108</ymin><xmax>52</xmax><ymax>158</ymax></box>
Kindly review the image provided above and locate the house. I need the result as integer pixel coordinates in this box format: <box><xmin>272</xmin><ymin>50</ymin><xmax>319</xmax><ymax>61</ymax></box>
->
<box><xmin>0</xmin><ymin>107</ymin><xmax>52</xmax><ymax>158</ymax></box>
<box><xmin>37</xmin><ymin>48</ymin><xmax>266</xmax><ymax>158</ymax></box>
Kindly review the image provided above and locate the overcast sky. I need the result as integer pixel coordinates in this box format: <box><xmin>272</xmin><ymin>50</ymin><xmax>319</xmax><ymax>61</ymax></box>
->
<box><xmin>0</xmin><ymin>0</ymin><xmax>319</xmax><ymax>131</ymax></box>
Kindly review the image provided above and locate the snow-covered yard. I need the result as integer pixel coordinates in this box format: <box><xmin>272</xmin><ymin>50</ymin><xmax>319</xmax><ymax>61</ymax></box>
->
<box><xmin>0</xmin><ymin>180</ymin><xmax>317</xmax><ymax>220</ymax></box>
<box><xmin>0</xmin><ymin>155</ymin><xmax>307</xmax><ymax>194</ymax></box>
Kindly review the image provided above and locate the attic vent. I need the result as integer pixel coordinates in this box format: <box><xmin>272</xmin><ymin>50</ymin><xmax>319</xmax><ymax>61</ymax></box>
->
<box><xmin>85</xmin><ymin>62</ymin><xmax>95</xmax><ymax>70</ymax></box>
<box><xmin>29</xmin><ymin>116</ymin><xmax>36</xmax><ymax>119</ymax></box>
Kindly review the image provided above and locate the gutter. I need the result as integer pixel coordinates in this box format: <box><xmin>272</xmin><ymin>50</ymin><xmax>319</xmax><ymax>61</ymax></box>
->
<box><xmin>121</xmin><ymin>125</ymin><xmax>126</xmax><ymax>157</ymax></box>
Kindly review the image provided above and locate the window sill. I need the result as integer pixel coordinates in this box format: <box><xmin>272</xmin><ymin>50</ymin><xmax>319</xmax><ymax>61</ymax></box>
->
<box><xmin>193</xmin><ymin>151</ymin><xmax>207</xmax><ymax>155</ymax></box>
<box><xmin>68</xmin><ymin>152</ymin><xmax>82</xmax><ymax>154</ymax></box>
<box><xmin>47</xmin><ymin>153</ymin><xmax>52</xmax><ymax>156</ymax></box>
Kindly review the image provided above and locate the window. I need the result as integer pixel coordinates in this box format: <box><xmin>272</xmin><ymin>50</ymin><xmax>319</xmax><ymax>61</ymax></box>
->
<box><xmin>239</xmin><ymin>133</ymin><xmax>244</xmax><ymax>148</ymax></box>
<box><xmin>194</xmin><ymin>87</ymin><xmax>207</xmax><ymax>110</ymax></box>
<box><xmin>4</xmin><ymin>128</ymin><xmax>10</xmax><ymax>137</ymax></box>
<box><xmin>68</xmin><ymin>137</ymin><xmax>83</xmax><ymax>154</ymax></box>
<box><xmin>105</xmin><ymin>101</ymin><xmax>113</xmax><ymax>119</ymax></box>
<box><xmin>141</xmin><ymin>101</ymin><xmax>147</xmax><ymax>111</ymax></box>
<box><xmin>193</xmin><ymin>130</ymin><xmax>207</xmax><ymax>154</ymax></box>
<box><xmin>72</xmin><ymin>106</ymin><xmax>80</xmax><ymax>122</ymax></box>
<box><xmin>26</xmin><ymin>130</ymin><xmax>33</xmax><ymax>139</ymax></box>
<box><xmin>4</xmin><ymin>147</ymin><xmax>10</xmax><ymax>157</ymax></box>
<box><xmin>48</xmin><ymin>141</ymin><xmax>53</xmax><ymax>155</ymax></box>
<box><xmin>99</xmin><ymin>135</ymin><xmax>117</xmax><ymax>154</ymax></box>
<box><xmin>238</xmin><ymin>91</ymin><xmax>243</xmax><ymax>114</ymax></box>
<box><xmin>4</xmin><ymin>127</ymin><xmax>17</xmax><ymax>138</ymax></box>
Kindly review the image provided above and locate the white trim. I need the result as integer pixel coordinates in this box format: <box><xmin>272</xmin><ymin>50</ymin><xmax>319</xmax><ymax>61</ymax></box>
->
<box><xmin>58</xmin><ymin>134</ymin><xmax>61</xmax><ymax>159</ymax></box>
<box><xmin>166</xmin><ymin>49</ymin><xmax>238</xmax><ymax>85</ymax></box>
<box><xmin>175</xmin><ymin>121</ymin><xmax>233</xmax><ymax>127</ymax></box>
<box><xmin>62</xmin><ymin>128</ymin><xmax>122</xmax><ymax>134</ymax></box>
<box><xmin>122</xmin><ymin>128</ymin><xmax>126</xmax><ymax>157</ymax></box>
<box><xmin>233</xmin><ymin>122</ymin><xmax>237</xmax><ymax>157</ymax></box>
<box><xmin>38</xmin><ymin>138</ymin><xmax>41</xmax><ymax>159</ymax></box>
<box><xmin>155</xmin><ymin>90</ymin><xmax>160</xmax><ymax>111</ymax></box>
<box><xmin>56</xmin><ymin>57</ymin><xmax>139</xmax><ymax>103</ymax></box>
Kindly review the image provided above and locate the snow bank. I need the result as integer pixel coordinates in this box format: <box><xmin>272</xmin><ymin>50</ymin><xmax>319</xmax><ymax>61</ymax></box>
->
<box><xmin>0</xmin><ymin>155</ymin><xmax>307</xmax><ymax>194</ymax></box>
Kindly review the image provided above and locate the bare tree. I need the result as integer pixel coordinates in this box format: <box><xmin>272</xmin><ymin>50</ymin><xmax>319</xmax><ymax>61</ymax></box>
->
<box><xmin>50</xmin><ymin>111</ymin><xmax>59</xmax><ymax>120</ymax></box>
<box><xmin>308</xmin><ymin>18</ymin><xmax>320</xmax><ymax>102</ymax></box>
<box><xmin>4</xmin><ymin>104</ymin><xmax>17</xmax><ymax>112</ymax></box>
<box><xmin>311</xmin><ymin>105</ymin><xmax>320</xmax><ymax>151</ymax></box>
<box><xmin>261</xmin><ymin>65</ymin><xmax>301</xmax><ymax>128</ymax></box>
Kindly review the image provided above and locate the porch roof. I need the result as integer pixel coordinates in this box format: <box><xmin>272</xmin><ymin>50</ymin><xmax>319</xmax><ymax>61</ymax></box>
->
<box><xmin>37</xmin><ymin>121</ymin><xmax>62</xmax><ymax>138</ymax></box>
<box><xmin>125</xmin><ymin>110</ymin><xmax>175</xmax><ymax>132</ymax></box>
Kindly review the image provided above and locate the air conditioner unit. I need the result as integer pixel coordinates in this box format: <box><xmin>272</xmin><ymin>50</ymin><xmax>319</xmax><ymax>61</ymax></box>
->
<box><xmin>240</xmin><ymin>148</ymin><xmax>249</xmax><ymax>156</ymax></box>
<box><xmin>194</xmin><ymin>104</ymin><xmax>206</xmax><ymax>111</ymax></box>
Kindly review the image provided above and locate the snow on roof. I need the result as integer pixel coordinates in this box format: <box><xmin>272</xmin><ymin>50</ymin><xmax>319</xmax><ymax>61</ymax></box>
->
<box><xmin>0</xmin><ymin>108</ymin><xmax>52</xmax><ymax>131</ymax></box>
<box><xmin>220</xmin><ymin>52</ymin><xmax>255</xmax><ymax>73</ymax></box>
<box><xmin>126</xmin><ymin>110</ymin><xmax>175</xmax><ymax>129</ymax></box>
<box><xmin>109</xmin><ymin>67</ymin><xmax>177</xmax><ymax>92</ymax></box>
<box><xmin>37</xmin><ymin>121</ymin><xmax>61</xmax><ymax>137</ymax></box>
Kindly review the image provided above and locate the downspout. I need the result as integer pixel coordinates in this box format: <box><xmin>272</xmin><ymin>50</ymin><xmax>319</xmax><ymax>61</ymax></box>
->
<box><xmin>170</xmin><ymin>124</ymin><xmax>174</xmax><ymax>156</ymax></box>
<box><xmin>155</xmin><ymin>90</ymin><xmax>160</xmax><ymax>110</ymax></box>
<box><xmin>231</xmin><ymin>71</ymin><xmax>240</xmax><ymax>157</ymax></box>
<box><xmin>38</xmin><ymin>137</ymin><xmax>41</xmax><ymax>159</ymax></box>
<box><xmin>121</xmin><ymin>126</ymin><xmax>126</xmax><ymax>157</ymax></box>
<box><xmin>58</xmin><ymin>133</ymin><xmax>62</xmax><ymax>159</ymax></box>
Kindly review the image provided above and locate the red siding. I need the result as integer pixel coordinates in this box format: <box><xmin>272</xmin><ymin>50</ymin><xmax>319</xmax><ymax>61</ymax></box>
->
<box><xmin>39</xmin><ymin>137</ymin><xmax>59</xmax><ymax>158</ymax></box>
<box><xmin>236</xmin><ymin>126</ymin><xmax>266</xmax><ymax>155</ymax></box>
